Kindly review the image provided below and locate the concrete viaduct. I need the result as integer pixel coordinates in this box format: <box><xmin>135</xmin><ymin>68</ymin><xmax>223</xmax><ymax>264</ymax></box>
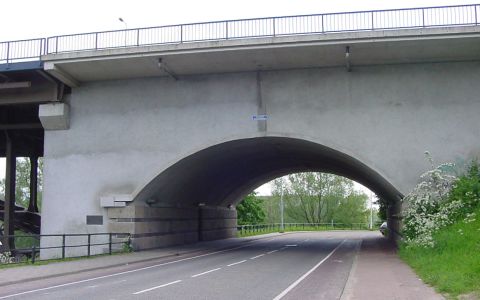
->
<box><xmin>1</xmin><ymin>5</ymin><xmax>479</xmax><ymax>258</ymax></box>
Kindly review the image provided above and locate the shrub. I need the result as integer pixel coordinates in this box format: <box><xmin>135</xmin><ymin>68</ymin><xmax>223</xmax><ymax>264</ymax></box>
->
<box><xmin>402</xmin><ymin>155</ymin><xmax>480</xmax><ymax>248</ymax></box>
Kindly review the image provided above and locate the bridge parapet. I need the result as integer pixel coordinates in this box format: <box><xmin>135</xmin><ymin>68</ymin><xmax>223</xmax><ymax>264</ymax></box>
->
<box><xmin>1</xmin><ymin>4</ymin><xmax>479</xmax><ymax>65</ymax></box>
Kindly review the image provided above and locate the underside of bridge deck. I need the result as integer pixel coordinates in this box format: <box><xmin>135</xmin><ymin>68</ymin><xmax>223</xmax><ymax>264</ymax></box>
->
<box><xmin>107</xmin><ymin>137</ymin><xmax>403</xmax><ymax>250</ymax></box>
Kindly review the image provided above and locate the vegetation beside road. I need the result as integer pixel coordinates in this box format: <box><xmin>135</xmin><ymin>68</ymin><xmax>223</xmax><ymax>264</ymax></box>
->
<box><xmin>399</xmin><ymin>158</ymin><xmax>480</xmax><ymax>299</ymax></box>
<box><xmin>399</xmin><ymin>205</ymin><xmax>480</xmax><ymax>299</ymax></box>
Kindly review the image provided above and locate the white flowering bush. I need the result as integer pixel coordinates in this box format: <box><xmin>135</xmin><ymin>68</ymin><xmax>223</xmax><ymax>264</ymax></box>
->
<box><xmin>0</xmin><ymin>251</ymin><xmax>16</xmax><ymax>264</ymax></box>
<box><xmin>402</xmin><ymin>154</ymin><xmax>480</xmax><ymax>247</ymax></box>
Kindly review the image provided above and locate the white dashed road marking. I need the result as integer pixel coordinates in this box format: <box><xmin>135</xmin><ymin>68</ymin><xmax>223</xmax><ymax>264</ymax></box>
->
<box><xmin>227</xmin><ymin>260</ymin><xmax>247</xmax><ymax>267</ymax></box>
<box><xmin>191</xmin><ymin>268</ymin><xmax>222</xmax><ymax>278</ymax></box>
<box><xmin>133</xmin><ymin>280</ymin><xmax>182</xmax><ymax>295</ymax></box>
<box><xmin>250</xmin><ymin>254</ymin><xmax>265</xmax><ymax>260</ymax></box>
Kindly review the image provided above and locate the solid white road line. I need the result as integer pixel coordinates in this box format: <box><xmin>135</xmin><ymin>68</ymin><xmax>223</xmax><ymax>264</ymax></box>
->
<box><xmin>272</xmin><ymin>239</ymin><xmax>346</xmax><ymax>300</ymax></box>
<box><xmin>132</xmin><ymin>280</ymin><xmax>182</xmax><ymax>295</ymax></box>
<box><xmin>0</xmin><ymin>237</ymin><xmax>278</xmax><ymax>299</ymax></box>
<box><xmin>285</xmin><ymin>244</ymin><xmax>297</xmax><ymax>247</ymax></box>
<box><xmin>227</xmin><ymin>260</ymin><xmax>247</xmax><ymax>267</ymax></box>
<box><xmin>250</xmin><ymin>254</ymin><xmax>265</xmax><ymax>260</ymax></box>
<box><xmin>267</xmin><ymin>250</ymin><xmax>278</xmax><ymax>254</ymax></box>
<box><xmin>191</xmin><ymin>268</ymin><xmax>221</xmax><ymax>278</ymax></box>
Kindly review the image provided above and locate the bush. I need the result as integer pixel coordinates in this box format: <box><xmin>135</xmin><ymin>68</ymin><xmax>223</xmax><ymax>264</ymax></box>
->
<box><xmin>402</xmin><ymin>156</ymin><xmax>480</xmax><ymax>248</ymax></box>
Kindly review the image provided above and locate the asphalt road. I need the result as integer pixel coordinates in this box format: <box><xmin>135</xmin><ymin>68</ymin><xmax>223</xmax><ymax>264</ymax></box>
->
<box><xmin>0</xmin><ymin>232</ymin><xmax>361</xmax><ymax>300</ymax></box>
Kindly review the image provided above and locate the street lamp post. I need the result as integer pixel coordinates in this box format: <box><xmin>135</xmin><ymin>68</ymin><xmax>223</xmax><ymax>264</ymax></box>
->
<box><xmin>370</xmin><ymin>192</ymin><xmax>374</xmax><ymax>230</ymax></box>
<box><xmin>119</xmin><ymin>18</ymin><xmax>127</xmax><ymax>46</ymax></box>
<box><xmin>280</xmin><ymin>182</ymin><xmax>285</xmax><ymax>232</ymax></box>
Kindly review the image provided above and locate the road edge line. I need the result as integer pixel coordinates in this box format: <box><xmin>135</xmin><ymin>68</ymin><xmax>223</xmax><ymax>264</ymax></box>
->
<box><xmin>272</xmin><ymin>239</ymin><xmax>346</xmax><ymax>300</ymax></box>
<box><xmin>339</xmin><ymin>239</ymin><xmax>362</xmax><ymax>300</ymax></box>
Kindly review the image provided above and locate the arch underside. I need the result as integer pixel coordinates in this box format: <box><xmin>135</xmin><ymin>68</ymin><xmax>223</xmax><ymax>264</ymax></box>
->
<box><xmin>134</xmin><ymin>137</ymin><xmax>402</xmax><ymax>208</ymax></box>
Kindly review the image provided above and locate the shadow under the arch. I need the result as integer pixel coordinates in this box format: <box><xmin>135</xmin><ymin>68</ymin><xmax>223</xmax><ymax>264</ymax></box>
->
<box><xmin>110</xmin><ymin>137</ymin><xmax>403</xmax><ymax>250</ymax></box>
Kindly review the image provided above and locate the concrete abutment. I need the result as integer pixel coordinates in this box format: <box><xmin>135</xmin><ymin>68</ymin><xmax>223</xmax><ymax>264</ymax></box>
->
<box><xmin>107</xmin><ymin>205</ymin><xmax>237</xmax><ymax>250</ymax></box>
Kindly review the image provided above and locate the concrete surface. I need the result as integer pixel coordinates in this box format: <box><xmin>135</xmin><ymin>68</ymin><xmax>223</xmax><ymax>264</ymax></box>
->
<box><xmin>40</xmin><ymin>59</ymin><xmax>480</xmax><ymax>252</ymax></box>
<box><xmin>42</xmin><ymin>26</ymin><xmax>480</xmax><ymax>82</ymax></box>
<box><xmin>0</xmin><ymin>231</ymin><xmax>444</xmax><ymax>300</ymax></box>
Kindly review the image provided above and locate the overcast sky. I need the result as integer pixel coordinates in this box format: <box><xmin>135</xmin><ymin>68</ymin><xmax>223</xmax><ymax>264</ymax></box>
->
<box><xmin>1</xmin><ymin>0</ymin><xmax>471</xmax><ymax>41</ymax></box>
<box><xmin>0</xmin><ymin>0</ymin><xmax>470</xmax><ymax>196</ymax></box>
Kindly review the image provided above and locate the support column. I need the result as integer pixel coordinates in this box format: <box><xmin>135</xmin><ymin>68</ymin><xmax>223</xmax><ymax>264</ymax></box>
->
<box><xmin>28</xmin><ymin>156</ymin><xmax>39</xmax><ymax>213</ymax></box>
<box><xmin>3</xmin><ymin>132</ymin><xmax>16</xmax><ymax>251</ymax></box>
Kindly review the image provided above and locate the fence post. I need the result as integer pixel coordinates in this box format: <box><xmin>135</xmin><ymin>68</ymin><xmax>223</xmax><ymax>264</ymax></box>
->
<box><xmin>136</xmin><ymin>29</ymin><xmax>140</xmax><ymax>46</ymax></box>
<box><xmin>109</xmin><ymin>233</ymin><xmax>113</xmax><ymax>255</ymax></box>
<box><xmin>475</xmin><ymin>5</ymin><xmax>478</xmax><ymax>25</ymax></box>
<box><xmin>321</xmin><ymin>14</ymin><xmax>324</xmax><ymax>33</ymax></box>
<box><xmin>95</xmin><ymin>33</ymin><xmax>98</xmax><ymax>50</ymax></box>
<box><xmin>62</xmin><ymin>234</ymin><xmax>66</xmax><ymax>259</ymax></box>
<box><xmin>371</xmin><ymin>11</ymin><xmax>375</xmax><ymax>30</ymax></box>
<box><xmin>87</xmin><ymin>234</ymin><xmax>91</xmax><ymax>257</ymax></box>
<box><xmin>39</xmin><ymin>39</ymin><xmax>44</xmax><ymax>59</ymax></box>
<box><xmin>422</xmin><ymin>8</ymin><xmax>425</xmax><ymax>27</ymax></box>
<box><xmin>180</xmin><ymin>25</ymin><xmax>183</xmax><ymax>43</ymax></box>
<box><xmin>55</xmin><ymin>37</ymin><xmax>58</xmax><ymax>54</ymax></box>
<box><xmin>273</xmin><ymin>17</ymin><xmax>276</xmax><ymax>36</ymax></box>
<box><xmin>6</xmin><ymin>42</ymin><xmax>10</xmax><ymax>64</ymax></box>
<box><xmin>31</xmin><ymin>245</ymin><xmax>36</xmax><ymax>264</ymax></box>
<box><xmin>225</xmin><ymin>21</ymin><xmax>229</xmax><ymax>39</ymax></box>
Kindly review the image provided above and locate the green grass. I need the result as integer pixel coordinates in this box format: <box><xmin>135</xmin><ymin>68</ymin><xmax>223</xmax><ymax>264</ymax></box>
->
<box><xmin>399</xmin><ymin>206</ymin><xmax>480</xmax><ymax>299</ymax></box>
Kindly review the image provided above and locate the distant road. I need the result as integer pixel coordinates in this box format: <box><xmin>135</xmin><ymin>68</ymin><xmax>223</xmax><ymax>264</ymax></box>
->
<box><xmin>0</xmin><ymin>232</ymin><xmax>367</xmax><ymax>299</ymax></box>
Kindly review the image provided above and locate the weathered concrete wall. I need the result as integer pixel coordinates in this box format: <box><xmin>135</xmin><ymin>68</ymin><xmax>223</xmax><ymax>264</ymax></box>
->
<box><xmin>40</xmin><ymin>61</ymin><xmax>480</xmax><ymax>254</ymax></box>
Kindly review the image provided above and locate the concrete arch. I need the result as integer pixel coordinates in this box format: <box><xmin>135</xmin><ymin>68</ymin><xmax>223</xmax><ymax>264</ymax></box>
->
<box><xmin>133</xmin><ymin>136</ymin><xmax>403</xmax><ymax>208</ymax></box>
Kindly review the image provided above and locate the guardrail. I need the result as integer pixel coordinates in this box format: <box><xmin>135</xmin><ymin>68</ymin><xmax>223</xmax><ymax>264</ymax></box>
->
<box><xmin>237</xmin><ymin>222</ymin><xmax>371</xmax><ymax>236</ymax></box>
<box><xmin>0</xmin><ymin>232</ymin><xmax>130</xmax><ymax>265</ymax></box>
<box><xmin>1</xmin><ymin>4</ymin><xmax>479</xmax><ymax>64</ymax></box>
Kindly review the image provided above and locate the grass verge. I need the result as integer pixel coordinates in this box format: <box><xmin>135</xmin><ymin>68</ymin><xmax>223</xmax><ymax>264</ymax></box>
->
<box><xmin>398</xmin><ymin>206</ymin><xmax>480</xmax><ymax>299</ymax></box>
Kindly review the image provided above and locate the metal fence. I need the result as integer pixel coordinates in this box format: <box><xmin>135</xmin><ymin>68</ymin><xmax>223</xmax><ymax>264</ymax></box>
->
<box><xmin>237</xmin><ymin>222</ymin><xmax>371</xmax><ymax>236</ymax></box>
<box><xmin>1</xmin><ymin>4</ymin><xmax>479</xmax><ymax>64</ymax></box>
<box><xmin>0</xmin><ymin>232</ymin><xmax>130</xmax><ymax>265</ymax></box>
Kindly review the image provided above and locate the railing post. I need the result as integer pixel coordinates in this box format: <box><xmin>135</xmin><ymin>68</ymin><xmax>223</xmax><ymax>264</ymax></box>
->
<box><xmin>180</xmin><ymin>25</ymin><xmax>183</xmax><ymax>43</ymax></box>
<box><xmin>55</xmin><ymin>37</ymin><xmax>58</xmax><ymax>54</ymax></box>
<box><xmin>321</xmin><ymin>14</ymin><xmax>324</xmax><ymax>33</ymax></box>
<box><xmin>62</xmin><ymin>234</ymin><xmax>66</xmax><ymax>259</ymax></box>
<box><xmin>31</xmin><ymin>245</ymin><xmax>36</xmax><ymax>264</ymax></box>
<box><xmin>109</xmin><ymin>233</ymin><xmax>113</xmax><ymax>255</ymax></box>
<box><xmin>87</xmin><ymin>234</ymin><xmax>91</xmax><ymax>257</ymax></box>
<box><xmin>39</xmin><ymin>39</ymin><xmax>43</xmax><ymax>60</ymax></box>
<box><xmin>95</xmin><ymin>33</ymin><xmax>98</xmax><ymax>50</ymax></box>
<box><xmin>225</xmin><ymin>21</ymin><xmax>229</xmax><ymax>40</ymax></box>
<box><xmin>6</xmin><ymin>42</ymin><xmax>9</xmax><ymax>64</ymax></box>
<box><xmin>422</xmin><ymin>8</ymin><xmax>425</xmax><ymax>27</ymax></box>
<box><xmin>137</xmin><ymin>29</ymin><xmax>140</xmax><ymax>46</ymax></box>
<box><xmin>475</xmin><ymin>5</ymin><xmax>478</xmax><ymax>25</ymax></box>
<box><xmin>273</xmin><ymin>17</ymin><xmax>276</xmax><ymax>37</ymax></box>
<box><xmin>371</xmin><ymin>11</ymin><xmax>375</xmax><ymax>30</ymax></box>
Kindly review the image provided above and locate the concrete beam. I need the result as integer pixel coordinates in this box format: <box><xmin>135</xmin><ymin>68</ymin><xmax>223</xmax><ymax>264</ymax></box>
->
<box><xmin>39</xmin><ymin>102</ymin><xmax>70</xmax><ymax>130</ymax></box>
<box><xmin>44</xmin><ymin>62</ymin><xmax>80</xmax><ymax>88</ymax></box>
<box><xmin>0</xmin><ymin>82</ymin><xmax>31</xmax><ymax>89</ymax></box>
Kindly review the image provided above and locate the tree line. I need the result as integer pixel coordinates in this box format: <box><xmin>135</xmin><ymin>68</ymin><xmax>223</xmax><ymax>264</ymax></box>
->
<box><xmin>237</xmin><ymin>172</ymin><xmax>376</xmax><ymax>225</ymax></box>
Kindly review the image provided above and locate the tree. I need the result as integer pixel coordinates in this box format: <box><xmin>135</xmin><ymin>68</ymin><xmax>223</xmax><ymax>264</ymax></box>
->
<box><xmin>0</xmin><ymin>157</ymin><xmax>43</xmax><ymax>211</ymax></box>
<box><xmin>374</xmin><ymin>195</ymin><xmax>388</xmax><ymax>222</ymax></box>
<box><xmin>236</xmin><ymin>192</ymin><xmax>266</xmax><ymax>225</ymax></box>
<box><xmin>333</xmin><ymin>191</ymin><xmax>368</xmax><ymax>224</ymax></box>
<box><xmin>272</xmin><ymin>172</ymin><xmax>368</xmax><ymax>224</ymax></box>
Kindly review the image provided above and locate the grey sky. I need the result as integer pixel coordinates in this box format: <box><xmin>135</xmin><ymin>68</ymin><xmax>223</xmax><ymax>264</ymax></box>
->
<box><xmin>1</xmin><ymin>0</ymin><xmax>469</xmax><ymax>41</ymax></box>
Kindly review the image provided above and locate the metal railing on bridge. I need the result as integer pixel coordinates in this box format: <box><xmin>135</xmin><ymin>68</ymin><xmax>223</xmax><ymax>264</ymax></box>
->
<box><xmin>0</xmin><ymin>232</ymin><xmax>130</xmax><ymax>265</ymax></box>
<box><xmin>1</xmin><ymin>4</ymin><xmax>479</xmax><ymax>64</ymax></box>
